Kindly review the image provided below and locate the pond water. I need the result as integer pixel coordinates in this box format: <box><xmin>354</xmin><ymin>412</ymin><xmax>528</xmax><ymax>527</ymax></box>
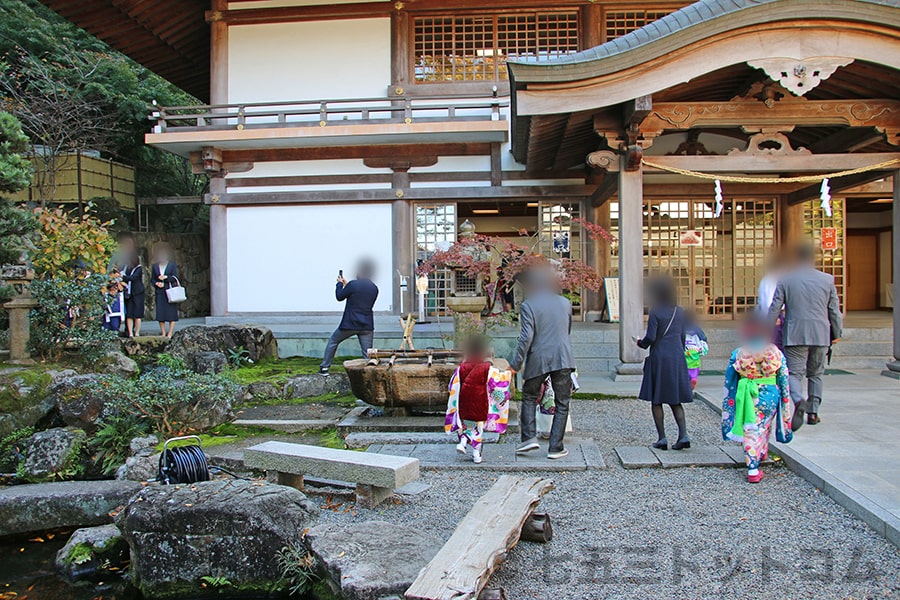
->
<box><xmin>0</xmin><ymin>530</ymin><xmax>313</xmax><ymax>599</ymax></box>
<box><xmin>0</xmin><ymin>529</ymin><xmax>137</xmax><ymax>600</ymax></box>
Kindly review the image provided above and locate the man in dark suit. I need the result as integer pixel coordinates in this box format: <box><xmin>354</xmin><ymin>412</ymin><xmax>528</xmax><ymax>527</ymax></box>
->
<box><xmin>319</xmin><ymin>260</ymin><xmax>379</xmax><ymax>375</ymax></box>
<box><xmin>509</xmin><ymin>267</ymin><xmax>576</xmax><ymax>459</ymax></box>
<box><xmin>767</xmin><ymin>243</ymin><xmax>842</xmax><ymax>427</ymax></box>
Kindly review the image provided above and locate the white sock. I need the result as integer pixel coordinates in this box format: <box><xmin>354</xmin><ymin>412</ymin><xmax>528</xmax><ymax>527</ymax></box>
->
<box><xmin>748</xmin><ymin>468</ymin><xmax>759</xmax><ymax>476</ymax></box>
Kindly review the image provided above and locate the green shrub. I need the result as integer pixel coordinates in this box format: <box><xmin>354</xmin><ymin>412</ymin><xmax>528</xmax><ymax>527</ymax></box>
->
<box><xmin>88</xmin><ymin>414</ymin><xmax>151</xmax><ymax>476</ymax></box>
<box><xmin>29</xmin><ymin>274</ymin><xmax>119</xmax><ymax>364</ymax></box>
<box><xmin>88</xmin><ymin>368</ymin><xmax>240</xmax><ymax>436</ymax></box>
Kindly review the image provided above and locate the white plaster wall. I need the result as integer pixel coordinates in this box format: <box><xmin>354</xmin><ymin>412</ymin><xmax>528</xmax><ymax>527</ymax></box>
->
<box><xmin>226</xmin><ymin>204</ymin><xmax>393</xmax><ymax>312</ymax></box>
<box><xmin>228</xmin><ymin>19</ymin><xmax>391</xmax><ymax>103</ymax></box>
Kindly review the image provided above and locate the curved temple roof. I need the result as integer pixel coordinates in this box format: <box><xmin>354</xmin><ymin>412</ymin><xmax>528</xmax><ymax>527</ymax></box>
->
<box><xmin>508</xmin><ymin>0</ymin><xmax>900</xmax><ymax>87</ymax></box>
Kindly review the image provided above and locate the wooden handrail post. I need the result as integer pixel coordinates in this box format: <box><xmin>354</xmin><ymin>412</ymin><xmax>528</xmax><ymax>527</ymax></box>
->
<box><xmin>491</xmin><ymin>85</ymin><xmax>500</xmax><ymax>121</ymax></box>
<box><xmin>319</xmin><ymin>101</ymin><xmax>327</xmax><ymax>126</ymax></box>
<box><xmin>237</xmin><ymin>105</ymin><xmax>245</xmax><ymax>129</ymax></box>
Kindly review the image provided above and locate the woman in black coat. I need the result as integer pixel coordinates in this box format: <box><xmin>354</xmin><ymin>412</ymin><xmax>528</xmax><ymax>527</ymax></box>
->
<box><xmin>151</xmin><ymin>243</ymin><xmax>179</xmax><ymax>338</ymax></box>
<box><xmin>122</xmin><ymin>250</ymin><xmax>145</xmax><ymax>338</ymax></box>
<box><xmin>636</xmin><ymin>276</ymin><xmax>693</xmax><ymax>450</ymax></box>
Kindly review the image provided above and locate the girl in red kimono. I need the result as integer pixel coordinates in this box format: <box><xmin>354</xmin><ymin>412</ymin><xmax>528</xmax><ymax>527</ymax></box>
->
<box><xmin>452</xmin><ymin>336</ymin><xmax>492</xmax><ymax>464</ymax></box>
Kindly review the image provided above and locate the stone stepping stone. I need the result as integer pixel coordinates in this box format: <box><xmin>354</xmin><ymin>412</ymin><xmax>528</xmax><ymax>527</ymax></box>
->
<box><xmin>344</xmin><ymin>431</ymin><xmax>501</xmax><ymax>448</ymax></box>
<box><xmin>615</xmin><ymin>446</ymin><xmax>660</xmax><ymax>469</ymax></box>
<box><xmin>368</xmin><ymin>437</ymin><xmax>605</xmax><ymax>471</ymax></box>
<box><xmin>614</xmin><ymin>445</ymin><xmax>768</xmax><ymax>469</ymax></box>
<box><xmin>233</xmin><ymin>418</ymin><xmax>337</xmax><ymax>432</ymax></box>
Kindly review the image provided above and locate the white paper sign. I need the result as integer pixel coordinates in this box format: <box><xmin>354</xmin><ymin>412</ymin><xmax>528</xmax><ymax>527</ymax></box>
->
<box><xmin>603</xmin><ymin>277</ymin><xmax>620</xmax><ymax>323</ymax></box>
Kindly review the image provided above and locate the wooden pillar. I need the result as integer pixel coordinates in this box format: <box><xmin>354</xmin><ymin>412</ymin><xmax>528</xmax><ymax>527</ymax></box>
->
<box><xmin>582</xmin><ymin>200</ymin><xmax>606</xmax><ymax>322</ymax></box>
<box><xmin>884</xmin><ymin>172</ymin><xmax>900</xmax><ymax>378</ymax></box>
<box><xmin>209</xmin><ymin>177</ymin><xmax>228</xmax><ymax>317</ymax></box>
<box><xmin>210</xmin><ymin>0</ymin><xmax>228</xmax><ymax>105</ymax></box>
<box><xmin>208</xmin><ymin>0</ymin><xmax>229</xmax><ymax>317</ymax></box>
<box><xmin>617</xmin><ymin>155</ymin><xmax>644</xmax><ymax>373</ymax></box>
<box><xmin>390</xmin><ymin>8</ymin><xmax>410</xmax><ymax>93</ymax></box>
<box><xmin>780</xmin><ymin>196</ymin><xmax>805</xmax><ymax>248</ymax></box>
<box><xmin>581</xmin><ymin>3</ymin><xmax>602</xmax><ymax>49</ymax></box>
<box><xmin>392</xmin><ymin>190</ymin><xmax>413</xmax><ymax>315</ymax></box>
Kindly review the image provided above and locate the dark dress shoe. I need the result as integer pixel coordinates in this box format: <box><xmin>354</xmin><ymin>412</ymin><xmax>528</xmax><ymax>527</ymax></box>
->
<box><xmin>791</xmin><ymin>407</ymin><xmax>805</xmax><ymax>432</ymax></box>
<box><xmin>807</xmin><ymin>413</ymin><xmax>820</xmax><ymax>425</ymax></box>
<box><xmin>672</xmin><ymin>438</ymin><xmax>691</xmax><ymax>450</ymax></box>
<box><xmin>652</xmin><ymin>438</ymin><xmax>668</xmax><ymax>450</ymax></box>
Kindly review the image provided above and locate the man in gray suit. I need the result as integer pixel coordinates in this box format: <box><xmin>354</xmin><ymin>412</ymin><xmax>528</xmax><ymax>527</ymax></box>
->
<box><xmin>509</xmin><ymin>267</ymin><xmax>576</xmax><ymax>459</ymax></box>
<box><xmin>767</xmin><ymin>243</ymin><xmax>842</xmax><ymax>428</ymax></box>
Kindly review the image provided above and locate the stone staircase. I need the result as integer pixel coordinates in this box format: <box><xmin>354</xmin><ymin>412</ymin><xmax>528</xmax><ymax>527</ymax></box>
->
<box><xmin>206</xmin><ymin>314</ymin><xmax>893</xmax><ymax>375</ymax></box>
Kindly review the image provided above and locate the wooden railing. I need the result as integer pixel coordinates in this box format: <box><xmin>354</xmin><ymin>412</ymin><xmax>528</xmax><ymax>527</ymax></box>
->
<box><xmin>149</xmin><ymin>93</ymin><xmax>509</xmax><ymax>133</ymax></box>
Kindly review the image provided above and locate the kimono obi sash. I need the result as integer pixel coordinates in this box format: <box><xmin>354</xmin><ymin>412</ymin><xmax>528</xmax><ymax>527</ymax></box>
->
<box><xmin>731</xmin><ymin>375</ymin><xmax>777</xmax><ymax>437</ymax></box>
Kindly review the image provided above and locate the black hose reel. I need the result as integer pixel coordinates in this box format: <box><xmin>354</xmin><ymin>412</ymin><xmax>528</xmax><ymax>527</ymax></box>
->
<box><xmin>157</xmin><ymin>435</ymin><xmax>210</xmax><ymax>485</ymax></box>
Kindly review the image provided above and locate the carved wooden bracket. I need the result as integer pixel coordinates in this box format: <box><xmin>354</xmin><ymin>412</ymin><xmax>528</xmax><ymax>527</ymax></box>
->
<box><xmin>190</xmin><ymin>149</ymin><xmax>253</xmax><ymax>175</ymax></box>
<box><xmin>747</xmin><ymin>57</ymin><xmax>854</xmax><ymax>96</ymax></box>
<box><xmin>727</xmin><ymin>132</ymin><xmax>811</xmax><ymax>156</ymax></box>
<box><xmin>586</xmin><ymin>150</ymin><xmax>619</xmax><ymax>171</ymax></box>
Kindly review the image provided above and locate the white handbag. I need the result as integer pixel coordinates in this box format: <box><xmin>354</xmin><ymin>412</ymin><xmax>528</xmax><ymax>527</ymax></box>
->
<box><xmin>165</xmin><ymin>276</ymin><xmax>187</xmax><ymax>304</ymax></box>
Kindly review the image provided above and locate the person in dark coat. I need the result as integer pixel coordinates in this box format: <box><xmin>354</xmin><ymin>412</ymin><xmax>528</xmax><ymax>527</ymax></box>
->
<box><xmin>122</xmin><ymin>250</ymin><xmax>145</xmax><ymax>338</ymax></box>
<box><xmin>151</xmin><ymin>242</ymin><xmax>179</xmax><ymax>338</ymax></box>
<box><xmin>637</xmin><ymin>275</ymin><xmax>693</xmax><ymax>450</ymax></box>
<box><xmin>319</xmin><ymin>259</ymin><xmax>379</xmax><ymax>374</ymax></box>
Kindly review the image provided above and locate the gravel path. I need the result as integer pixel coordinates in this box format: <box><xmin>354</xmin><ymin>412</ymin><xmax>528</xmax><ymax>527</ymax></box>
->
<box><xmin>315</xmin><ymin>399</ymin><xmax>900</xmax><ymax>600</ymax></box>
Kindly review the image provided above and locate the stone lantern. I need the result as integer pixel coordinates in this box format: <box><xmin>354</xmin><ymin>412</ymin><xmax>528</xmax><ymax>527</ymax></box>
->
<box><xmin>2</xmin><ymin>265</ymin><xmax>37</xmax><ymax>364</ymax></box>
<box><xmin>444</xmin><ymin>219</ymin><xmax>488</xmax><ymax>315</ymax></box>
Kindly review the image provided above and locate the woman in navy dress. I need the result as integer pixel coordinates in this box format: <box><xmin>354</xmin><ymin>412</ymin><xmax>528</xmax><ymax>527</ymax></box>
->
<box><xmin>636</xmin><ymin>276</ymin><xmax>693</xmax><ymax>450</ymax></box>
<box><xmin>122</xmin><ymin>250</ymin><xmax>145</xmax><ymax>338</ymax></box>
<box><xmin>151</xmin><ymin>243</ymin><xmax>179</xmax><ymax>338</ymax></box>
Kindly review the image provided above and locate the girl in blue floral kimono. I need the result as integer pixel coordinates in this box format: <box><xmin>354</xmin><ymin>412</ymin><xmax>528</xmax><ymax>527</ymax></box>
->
<box><xmin>722</xmin><ymin>314</ymin><xmax>793</xmax><ymax>483</ymax></box>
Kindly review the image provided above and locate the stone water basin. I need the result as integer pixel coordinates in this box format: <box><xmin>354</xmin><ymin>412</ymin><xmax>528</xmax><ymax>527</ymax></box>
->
<box><xmin>343</xmin><ymin>357</ymin><xmax>509</xmax><ymax>414</ymax></box>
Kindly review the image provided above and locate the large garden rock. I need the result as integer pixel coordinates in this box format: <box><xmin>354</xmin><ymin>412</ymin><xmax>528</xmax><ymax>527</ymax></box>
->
<box><xmin>97</xmin><ymin>350</ymin><xmax>138</xmax><ymax>378</ymax></box>
<box><xmin>0</xmin><ymin>368</ymin><xmax>56</xmax><ymax>437</ymax></box>
<box><xmin>284</xmin><ymin>372</ymin><xmax>351</xmax><ymax>399</ymax></box>
<box><xmin>22</xmin><ymin>427</ymin><xmax>86</xmax><ymax>480</ymax></box>
<box><xmin>116</xmin><ymin>479</ymin><xmax>318</xmax><ymax>599</ymax></box>
<box><xmin>121</xmin><ymin>335</ymin><xmax>169</xmax><ymax>358</ymax></box>
<box><xmin>52</xmin><ymin>373</ymin><xmax>108</xmax><ymax>432</ymax></box>
<box><xmin>115</xmin><ymin>453</ymin><xmax>160</xmax><ymax>482</ymax></box>
<box><xmin>56</xmin><ymin>524</ymin><xmax>129</xmax><ymax>583</ymax></box>
<box><xmin>167</xmin><ymin>325</ymin><xmax>278</xmax><ymax>363</ymax></box>
<box><xmin>0</xmin><ymin>480</ymin><xmax>141</xmax><ymax>536</ymax></box>
<box><xmin>244</xmin><ymin>381</ymin><xmax>282</xmax><ymax>403</ymax></box>
<box><xmin>188</xmin><ymin>351</ymin><xmax>227</xmax><ymax>375</ymax></box>
<box><xmin>306</xmin><ymin>521</ymin><xmax>441</xmax><ymax>600</ymax></box>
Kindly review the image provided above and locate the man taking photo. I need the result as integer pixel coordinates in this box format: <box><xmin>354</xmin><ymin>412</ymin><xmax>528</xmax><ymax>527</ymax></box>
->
<box><xmin>319</xmin><ymin>259</ymin><xmax>379</xmax><ymax>375</ymax></box>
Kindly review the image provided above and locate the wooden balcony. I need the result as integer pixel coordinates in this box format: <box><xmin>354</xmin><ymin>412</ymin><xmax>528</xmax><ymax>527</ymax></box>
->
<box><xmin>146</xmin><ymin>94</ymin><xmax>510</xmax><ymax>157</ymax></box>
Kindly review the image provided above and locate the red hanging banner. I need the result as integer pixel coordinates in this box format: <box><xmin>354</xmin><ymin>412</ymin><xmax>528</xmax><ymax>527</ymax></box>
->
<box><xmin>821</xmin><ymin>227</ymin><xmax>838</xmax><ymax>250</ymax></box>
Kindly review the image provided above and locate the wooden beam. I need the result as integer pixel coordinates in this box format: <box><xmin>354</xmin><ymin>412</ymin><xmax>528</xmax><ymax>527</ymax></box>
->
<box><xmin>226</xmin><ymin>169</ymin><xmax>586</xmax><ymax>188</ymax></box>
<box><xmin>490</xmin><ymin>143</ymin><xmax>503</xmax><ymax>186</ymax></box>
<box><xmin>589</xmin><ymin>174</ymin><xmax>618</xmax><ymax>207</ymax></box>
<box><xmin>624</xmin><ymin>95</ymin><xmax>652</xmax><ymax>127</ymax></box>
<box><xmin>206</xmin><ymin>185</ymin><xmax>595</xmax><ymax>205</ymax></box>
<box><xmin>642</xmin><ymin>99</ymin><xmax>900</xmax><ymax>139</ymax></box>
<box><xmin>218</xmin><ymin>143</ymin><xmax>493</xmax><ymax>163</ymax></box>
<box><xmin>207</xmin><ymin>2</ymin><xmax>392</xmax><ymax>26</ymax></box>
<box><xmin>808</xmin><ymin>129</ymin><xmax>885</xmax><ymax>154</ymax></box>
<box><xmin>643</xmin><ymin>153</ymin><xmax>900</xmax><ymax>174</ymax></box>
<box><xmin>786</xmin><ymin>171</ymin><xmax>892</xmax><ymax>205</ymax></box>
<box><xmin>136</xmin><ymin>196</ymin><xmax>203</xmax><ymax>205</ymax></box>
<box><xmin>405</xmin><ymin>476</ymin><xmax>554</xmax><ymax>600</ymax></box>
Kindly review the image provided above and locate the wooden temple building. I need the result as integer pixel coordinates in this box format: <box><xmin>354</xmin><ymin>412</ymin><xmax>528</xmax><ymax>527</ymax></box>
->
<box><xmin>37</xmin><ymin>0</ymin><xmax>900</xmax><ymax>375</ymax></box>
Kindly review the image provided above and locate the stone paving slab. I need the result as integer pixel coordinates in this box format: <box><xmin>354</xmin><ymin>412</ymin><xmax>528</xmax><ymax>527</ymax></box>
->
<box><xmin>720</xmin><ymin>445</ymin><xmax>774</xmax><ymax>466</ymax></box>
<box><xmin>614</xmin><ymin>446</ymin><xmax>660</xmax><ymax>469</ymax></box>
<box><xmin>652</xmin><ymin>446</ymin><xmax>735</xmax><ymax>468</ymax></box>
<box><xmin>344</xmin><ymin>431</ymin><xmax>501</xmax><ymax>448</ymax></box>
<box><xmin>338</xmin><ymin>405</ymin><xmax>519</xmax><ymax>434</ymax></box>
<box><xmin>614</xmin><ymin>445</ymin><xmax>743</xmax><ymax>469</ymax></box>
<box><xmin>368</xmin><ymin>437</ymin><xmax>605</xmax><ymax>471</ymax></box>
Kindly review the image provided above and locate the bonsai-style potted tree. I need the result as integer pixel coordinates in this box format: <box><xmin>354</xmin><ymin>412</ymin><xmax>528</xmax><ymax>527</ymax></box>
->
<box><xmin>417</xmin><ymin>217</ymin><xmax>615</xmax><ymax>342</ymax></box>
